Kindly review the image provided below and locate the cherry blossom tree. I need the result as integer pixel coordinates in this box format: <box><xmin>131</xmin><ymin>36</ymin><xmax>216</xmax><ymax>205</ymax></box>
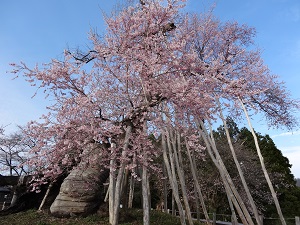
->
<box><xmin>0</xmin><ymin>128</ymin><xmax>32</xmax><ymax>176</ymax></box>
<box><xmin>10</xmin><ymin>0</ymin><xmax>299</xmax><ymax>224</ymax></box>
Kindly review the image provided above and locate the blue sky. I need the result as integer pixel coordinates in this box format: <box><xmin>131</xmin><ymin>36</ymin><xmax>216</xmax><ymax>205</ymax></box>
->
<box><xmin>1</xmin><ymin>0</ymin><xmax>300</xmax><ymax>177</ymax></box>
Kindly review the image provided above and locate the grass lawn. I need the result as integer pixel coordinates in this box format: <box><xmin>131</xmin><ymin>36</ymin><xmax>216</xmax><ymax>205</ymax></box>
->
<box><xmin>0</xmin><ymin>208</ymin><xmax>204</xmax><ymax>225</ymax></box>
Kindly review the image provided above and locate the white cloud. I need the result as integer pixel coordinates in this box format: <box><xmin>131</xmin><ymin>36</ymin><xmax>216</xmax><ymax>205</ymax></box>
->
<box><xmin>272</xmin><ymin>130</ymin><xmax>300</xmax><ymax>138</ymax></box>
<box><xmin>279</xmin><ymin>145</ymin><xmax>300</xmax><ymax>153</ymax></box>
<box><xmin>276</xmin><ymin>145</ymin><xmax>300</xmax><ymax>178</ymax></box>
<box><xmin>281</xmin><ymin>149</ymin><xmax>300</xmax><ymax>178</ymax></box>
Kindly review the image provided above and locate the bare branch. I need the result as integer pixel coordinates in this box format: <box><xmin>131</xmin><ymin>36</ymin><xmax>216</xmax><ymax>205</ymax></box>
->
<box><xmin>66</xmin><ymin>50</ymin><xmax>98</xmax><ymax>64</ymax></box>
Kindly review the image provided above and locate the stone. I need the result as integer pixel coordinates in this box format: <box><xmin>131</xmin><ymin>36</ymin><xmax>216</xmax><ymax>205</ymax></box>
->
<box><xmin>50</xmin><ymin>144</ymin><xmax>109</xmax><ymax>217</ymax></box>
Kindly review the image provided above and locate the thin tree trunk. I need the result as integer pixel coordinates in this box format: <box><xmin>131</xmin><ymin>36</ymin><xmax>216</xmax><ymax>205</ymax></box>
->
<box><xmin>166</xmin><ymin>128</ymin><xmax>194</xmax><ymax>225</ymax></box>
<box><xmin>109</xmin><ymin>144</ymin><xmax>116</xmax><ymax>224</ymax></box>
<box><xmin>163</xmin><ymin>163</ymin><xmax>168</xmax><ymax>213</ymax></box>
<box><xmin>240</xmin><ymin>99</ymin><xmax>287</xmax><ymax>225</ymax></box>
<box><xmin>38</xmin><ymin>182</ymin><xmax>53</xmax><ymax>211</ymax></box>
<box><xmin>172</xmin><ymin>192</ymin><xmax>175</xmax><ymax>216</ymax></box>
<box><xmin>128</xmin><ymin>152</ymin><xmax>137</xmax><ymax>209</ymax></box>
<box><xmin>10</xmin><ymin>175</ymin><xmax>25</xmax><ymax>206</ymax></box>
<box><xmin>128</xmin><ymin>174</ymin><xmax>135</xmax><ymax>208</ymax></box>
<box><xmin>226</xmin><ymin>190</ymin><xmax>238</xmax><ymax>225</ymax></box>
<box><xmin>216</xmin><ymin>98</ymin><xmax>262</xmax><ymax>225</ymax></box>
<box><xmin>191</xmin><ymin>151</ymin><xmax>201</xmax><ymax>222</ymax></box>
<box><xmin>185</xmin><ymin>137</ymin><xmax>211</xmax><ymax>225</ymax></box>
<box><xmin>194</xmin><ymin>185</ymin><xmax>200</xmax><ymax>222</ymax></box>
<box><xmin>142</xmin><ymin>117</ymin><xmax>151</xmax><ymax>225</ymax></box>
<box><xmin>147</xmin><ymin>170</ymin><xmax>151</xmax><ymax>210</ymax></box>
<box><xmin>111</xmin><ymin>125</ymin><xmax>132</xmax><ymax>225</ymax></box>
<box><xmin>142</xmin><ymin>164</ymin><xmax>150</xmax><ymax>225</ymax></box>
<box><xmin>206</xmin><ymin>120</ymin><xmax>255</xmax><ymax>225</ymax></box>
<box><xmin>197</xmin><ymin>120</ymin><xmax>253</xmax><ymax>225</ymax></box>
<box><xmin>121</xmin><ymin>169</ymin><xmax>129</xmax><ymax>210</ymax></box>
<box><xmin>162</xmin><ymin>131</ymin><xmax>187</xmax><ymax>225</ymax></box>
<box><xmin>104</xmin><ymin>184</ymin><xmax>109</xmax><ymax>203</ymax></box>
<box><xmin>10</xmin><ymin>191</ymin><xmax>18</xmax><ymax>207</ymax></box>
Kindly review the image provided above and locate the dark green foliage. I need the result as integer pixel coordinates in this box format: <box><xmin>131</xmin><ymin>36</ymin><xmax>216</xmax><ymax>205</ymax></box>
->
<box><xmin>278</xmin><ymin>188</ymin><xmax>300</xmax><ymax>216</ymax></box>
<box><xmin>215</xmin><ymin>117</ymin><xmax>240</xmax><ymax>140</ymax></box>
<box><xmin>237</xmin><ymin>126</ymin><xmax>300</xmax><ymax>218</ymax></box>
<box><xmin>213</xmin><ymin>118</ymin><xmax>300</xmax><ymax>219</ymax></box>
<box><xmin>239</xmin><ymin>128</ymin><xmax>295</xmax><ymax>186</ymax></box>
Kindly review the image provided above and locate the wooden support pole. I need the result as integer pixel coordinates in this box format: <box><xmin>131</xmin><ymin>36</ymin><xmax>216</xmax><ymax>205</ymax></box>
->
<box><xmin>296</xmin><ymin>216</ymin><xmax>300</xmax><ymax>225</ymax></box>
<box><xmin>213</xmin><ymin>212</ymin><xmax>216</xmax><ymax>225</ymax></box>
<box><xmin>231</xmin><ymin>213</ymin><xmax>238</xmax><ymax>225</ymax></box>
<box><xmin>2</xmin><ymin>201</ymin><xmax>6</xmax><ymax>210</ymax></box>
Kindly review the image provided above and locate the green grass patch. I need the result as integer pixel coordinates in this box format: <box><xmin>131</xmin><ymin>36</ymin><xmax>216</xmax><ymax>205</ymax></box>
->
<box><xmin>0</xmin><ymin>209</ymin><xmax>204</xmax><ymax>225</ymax></box>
